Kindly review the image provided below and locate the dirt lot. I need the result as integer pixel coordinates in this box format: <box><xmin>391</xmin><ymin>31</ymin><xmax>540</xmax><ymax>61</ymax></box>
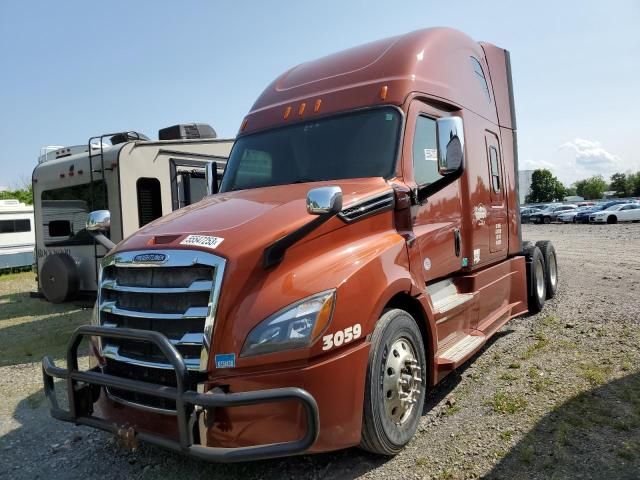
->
<box><xmin>1</xmin><ymin>223</ymin><xmax>639</xmax><ymax>479</ymax></box>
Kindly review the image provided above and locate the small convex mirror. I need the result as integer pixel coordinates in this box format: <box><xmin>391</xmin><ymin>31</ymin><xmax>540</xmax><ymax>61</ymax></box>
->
<box><xmin>306</xmin><ymin>186</ymin><xmax>343</xmax><ymax>215</ymax></box>
<box><xmin>436</xmin><ymin>117</ymin><xmax>465</xmax><ymax>175</ymax></box>
<box><xmin>86</xmin><ymin>210</ymin><xmax>111</xmax><ymax>232</ymax></box>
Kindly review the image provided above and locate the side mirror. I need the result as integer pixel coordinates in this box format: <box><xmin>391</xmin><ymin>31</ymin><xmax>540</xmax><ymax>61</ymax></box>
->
<box><xmin>206</xmin><ymin>161</ymin><xmax>219</xmax><ymax>195</ymax></box>
<box><xmin>436</xmin><ymin>117</ymin><xmax>465</xmax><ymax>175</ymax></box>
<box><xmin>86</xmin><ymin>210</ymin><xmax>111</xmax><ymax>232</ymax></box>
<box><xmin>306</xmin><ymin>186</ymin><xmax>343</xmax><ymax>215</ymax></box>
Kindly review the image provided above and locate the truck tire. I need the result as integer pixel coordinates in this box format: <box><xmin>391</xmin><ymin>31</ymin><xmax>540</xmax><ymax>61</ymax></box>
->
<box><xmin>40</xmin><ymin>253</ymin><xmax>79</xmax><ymax>303</ymax></box>
<box><xmin>535</xmin><ymin>240</ymin><xmax>558</xmax><ymax>299</ymax></box>
<box><xmin>360</xmin><ymin>309</ymin><xmax>426</xmax><ymax>456</ymax></box>
<box><xmin>523</xmin><ymin>245</ymin><xmax>546</xmax><ymax>314</ymax></box>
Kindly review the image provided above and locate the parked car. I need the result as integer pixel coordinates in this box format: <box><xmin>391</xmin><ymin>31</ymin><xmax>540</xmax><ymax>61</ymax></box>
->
<box><xmin>520</xmin><ymin>207</ymin><xmax>542</xmax><ymax>224</ymax></box>
<box><xmin>590</xmin><ymin>203</ymin><xmax>640</xmax><ymax>224</ymax></box>
<box><xmin>574</xmin><ymin>200</ymin><xmax>628</xmax><ymax>224</ymax></box>
<box><xmin>557</xmin><ymin>206</ymin><xmax>591</xmax><ymax>223</ymax></box>
<box><xmin>529</xmin><ymin>205</ymin><xmax>577</xmax><ymax>224</ymax></box>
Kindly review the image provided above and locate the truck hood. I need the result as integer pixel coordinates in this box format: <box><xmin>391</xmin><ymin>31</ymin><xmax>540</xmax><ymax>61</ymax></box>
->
<box><xmin>116</xmin><ymin>177</ymin><xmax>393</xmax><ymax>260</ymax></box>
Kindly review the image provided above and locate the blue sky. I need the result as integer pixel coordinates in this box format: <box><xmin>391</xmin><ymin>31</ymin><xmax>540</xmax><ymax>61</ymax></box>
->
<box><xmin>1</xmin><ymin>0</ymin><xmax>638</xmax><ymax>188</ymax></box>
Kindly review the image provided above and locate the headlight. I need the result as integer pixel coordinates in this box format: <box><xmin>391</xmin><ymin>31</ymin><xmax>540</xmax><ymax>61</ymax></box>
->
<box><xmin>241</xmin><ymin>290</ymin><xmax>336</xmax><ymax>357</ymax></box>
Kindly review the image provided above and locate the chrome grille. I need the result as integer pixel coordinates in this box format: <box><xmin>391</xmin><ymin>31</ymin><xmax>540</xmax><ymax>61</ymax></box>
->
<box><xmin>98</xmin><ymin>250</ymin><xmax>225</xmax><ymax>372</ymax></box>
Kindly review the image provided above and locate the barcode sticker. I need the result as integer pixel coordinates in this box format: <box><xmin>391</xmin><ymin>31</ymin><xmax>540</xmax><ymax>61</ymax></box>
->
<box><xmin>180</xmin><ymin>234</ymin><xmax>224</xmax><ymax>250</ymax></box>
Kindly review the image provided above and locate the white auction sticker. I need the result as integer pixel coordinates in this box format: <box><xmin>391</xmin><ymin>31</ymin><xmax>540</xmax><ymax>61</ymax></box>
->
<box><xmin>180</xmin><ymin>235</ymin><xmax>224</xmax><ymax>250</ymax></box>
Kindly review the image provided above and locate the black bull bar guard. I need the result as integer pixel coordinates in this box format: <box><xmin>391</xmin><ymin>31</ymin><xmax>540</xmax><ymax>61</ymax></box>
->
<box><xmin>41</xmin><ymin>325</ymin><xmax>320</xmax><ymax>462</ymax></box>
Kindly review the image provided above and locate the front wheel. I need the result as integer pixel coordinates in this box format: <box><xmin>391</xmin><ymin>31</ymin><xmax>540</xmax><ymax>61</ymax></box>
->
<box><xmin>360</xmin><ymin>309</ymin><xmax>426</xmax><ymax>456</ymax></box>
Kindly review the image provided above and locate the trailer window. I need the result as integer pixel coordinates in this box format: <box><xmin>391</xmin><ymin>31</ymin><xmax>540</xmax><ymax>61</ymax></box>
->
<box><xmin>41</xmin><ymin>181</ymin><xmax>108</xmax><ymax>246</ymax></box>
<box><xmin>470</xmin><ymin>57</ymin><xmax>491</xmax><ymax>103</ymax></box>
<box><xmin>412</xmin><ymin>115</ymin><xmax>442</xmax><ymax>186</ymax></box>
<box><xmin>221</xmin><ymin>107</ymin><xmax>401</xmax><ymax>192</ymax></box>
<box><xmin>489</xmin><ymin>146</ymin><xmax>501</xmax><ymax>192</ymax></box>
<box><xmin>0</xmin><ymin>218</ymin><xmax>31</xmax><ymax>234</ymax></box>
<box><xmin>137</xmin><ymin>178</ymin><xmax>162</xmax><ymax>227</ymax></box>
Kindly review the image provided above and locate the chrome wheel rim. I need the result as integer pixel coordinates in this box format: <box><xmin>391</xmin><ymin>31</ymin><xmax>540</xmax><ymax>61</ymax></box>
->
<box><xmin>535</xmin><ymin>259</ymin><xmax>545</xmax><ymax>300</ymax></box>
<box><xmin>383</xmin><ymin>337</ymin><xmax>422</xmax><ymax>425</ymax></box>
<box><xmin>548</xmin><ymin>253</ymin><xmax>557</xmax><ymax>289</ymax></box>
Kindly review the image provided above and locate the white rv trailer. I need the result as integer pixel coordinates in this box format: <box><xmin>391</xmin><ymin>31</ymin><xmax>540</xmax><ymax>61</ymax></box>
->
<box><xmin>32</xmin><ymin>124</ymin><xmax>233</xmax><ymax>302</ymax></box>
<box><xmin>0</xmin><ymin>200</ymin><xmax>35</xmax><ymax>270</ymax></box>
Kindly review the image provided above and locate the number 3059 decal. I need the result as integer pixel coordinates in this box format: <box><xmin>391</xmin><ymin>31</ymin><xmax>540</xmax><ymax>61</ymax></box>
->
<box><xmin>322</xmin><ymin>324</ymin><xmax>362</xmax><ymax>351</ymax></box>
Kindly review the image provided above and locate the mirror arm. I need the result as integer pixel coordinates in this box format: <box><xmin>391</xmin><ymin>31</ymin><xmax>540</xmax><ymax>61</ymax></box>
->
<box><xmin>263</xmin><ymin>213</ymin><xmax>332</xmax><ymax>269</ymax></box>
<box><xmin>89</xmin><ymin>231</ymin><xmax>116</xmax><ymax>250</ymax></box>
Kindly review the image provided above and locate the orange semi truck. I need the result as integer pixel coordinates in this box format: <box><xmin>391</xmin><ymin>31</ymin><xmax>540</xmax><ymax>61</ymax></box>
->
<box><xmin>43</xmin><ymin>27</ymin><xmax>558</xmax><ymax>460</ymax></box>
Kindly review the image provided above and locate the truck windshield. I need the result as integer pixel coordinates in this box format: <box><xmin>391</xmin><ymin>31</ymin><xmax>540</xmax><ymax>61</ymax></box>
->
<box><xmin>220</xmin><ymin>107</ymin><xmax>401</xmax><ymax>192</ymax></box>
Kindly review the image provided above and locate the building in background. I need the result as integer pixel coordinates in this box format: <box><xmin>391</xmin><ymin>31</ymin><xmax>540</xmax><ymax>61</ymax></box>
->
<box><xmin>518</xmin><ymin>170</ymin><xmax>534</xmax><ymax>205</ymax></box>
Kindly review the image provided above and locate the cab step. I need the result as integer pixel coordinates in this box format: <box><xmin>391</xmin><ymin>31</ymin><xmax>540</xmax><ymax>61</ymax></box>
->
<box><xmin>436</xmin><ymin>333</ymin><xmax>486</xmax><ymax>366</ymax></box>
<box><xmin>427</xmin><ymin>279</ymin><xmax>475</xmax><ymax>320</ymax></box>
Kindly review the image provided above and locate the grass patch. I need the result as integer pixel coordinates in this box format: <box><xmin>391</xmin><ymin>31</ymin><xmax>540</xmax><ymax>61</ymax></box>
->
<box><xmin>499</xmin><ymin>429</ymin><xmax>514</xmax><ymax>441</ymax></box>
<box><xmin>519</xmin><ymin>445</ymin><xmax>535</xmax><ymax>464</ymax></box>
<box><xmin>489</xmin><ymin>392</ymin><xmax>527</xmax><ymax>414</ymax></box>
<box><xmin>0</xmin><ymin>273</ymin><xmax>88</xmax><ymax>366</ymax></box>
<box><xmin>579</xmin><ymin>362</ymin><xmax>613</xmax><ymax>386</ymax></box>
<box><xmin>541</xmin><ymin>315</ymin><xmax>559</xmax><ymax>327</ymax></box>
<box><xmin>442</xmin><ymin>404</ymin><xmax>461</xmax><ymax>416</ymax></box>
<box><xmin>499</xmin><ymin>372</ymin><xmax>519</xmax><ymax>381</ymax></box>
<box><xmin>415</xmin><ymin>457</ymin><xmax>430</xmax><ymax>467</ymax></box>
<box><xmin>508</xmin><ymin>362</ymin><xmax>521</xmax><ymax>369</ymax></box>
<box><xmin>521</xmin><ymin>331</ymin><xmax>550</xmax><ymax>360</ymax></box>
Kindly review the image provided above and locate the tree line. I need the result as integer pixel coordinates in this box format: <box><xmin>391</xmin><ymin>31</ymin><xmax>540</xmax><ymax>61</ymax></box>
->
<box><xmin>0</xmin><ymin>184</ymin><xmax>33</xmax><ymax>205</ymax></box>
<box><xmin>526</xmin><ymin>170</ymin><xmax>640</xmax><ymax>203</ymax></box>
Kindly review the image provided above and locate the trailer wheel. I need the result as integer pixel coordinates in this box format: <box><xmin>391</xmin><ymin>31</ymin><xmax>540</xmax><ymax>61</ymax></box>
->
<box><xmin>535</xmin><ymin>240</ymin><xmax>558</xmax><ymax>299</ymax></box>
<box><xmin>524</xmin><ymin>245</ymin><xmax>546</xmax><ymax>314</ymax></box>
<box><xmin>360</xmin><ymin>309</ymin><xmax>426</xmax><ymax>456</ymax></box>
<box><xmin>40</xmin><ymin>253</ymin><xmax>79</xmax><ymax>303</ymax></box>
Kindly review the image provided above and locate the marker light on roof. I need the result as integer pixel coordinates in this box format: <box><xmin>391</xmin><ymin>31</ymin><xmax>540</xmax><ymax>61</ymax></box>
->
<box><xmin>283</xmin><ymin>106</ymin><xmax>292</xmax><ymax>119</ymax></box>
<box><xmin>241</xmin><ymin>118</ymin><xmax>248</xmax><ymax>131</ymax></box>
<box><xmin>380</xmin><ymin>85</ymin><xmax>388</xmax><ymax>100</ymax></box>
<box><xmin>314</xmin><ymin>99</ymin><xmax>322</xmax><ymax>112</ymax></box>
<box><xmin>298</xmin><ymin>102</ymin><xmax>306</xmax><ymax>116</ymax></box>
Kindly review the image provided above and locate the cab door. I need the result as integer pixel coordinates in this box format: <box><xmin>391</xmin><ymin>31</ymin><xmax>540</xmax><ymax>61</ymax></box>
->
<box><xmin>404</xmin><ymin>100</ymin><xmax>463</xmax><ymax>284</ymax></box>
<box><xmin>485</xmin><ymin>132</ymin><xmax>507</xmax><ymax>255</ymax></box>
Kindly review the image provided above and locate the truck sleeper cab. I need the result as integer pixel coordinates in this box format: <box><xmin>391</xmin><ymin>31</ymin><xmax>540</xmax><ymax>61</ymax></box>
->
<box><xmin>42</xmin><ymin>27</ymin><xmax>558</xmax><ymax>461</ymax></box>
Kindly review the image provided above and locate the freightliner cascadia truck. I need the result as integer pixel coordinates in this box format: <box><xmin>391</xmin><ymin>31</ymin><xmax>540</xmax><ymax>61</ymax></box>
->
<box><xmin>43</xmin><ymin>27</ymin><xmax>558</xmax><ymax>461</ymax></box>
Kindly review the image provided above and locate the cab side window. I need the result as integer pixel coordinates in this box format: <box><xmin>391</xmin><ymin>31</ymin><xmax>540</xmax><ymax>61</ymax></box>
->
<box><xmin>412</xmin><ymin>116</ymin><xmax>442</xmax><ymax>185</ymax></box>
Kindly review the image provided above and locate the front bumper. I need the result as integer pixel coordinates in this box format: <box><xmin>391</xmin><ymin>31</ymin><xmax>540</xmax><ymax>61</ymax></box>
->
<box><xmin>42</xmin><ymin>325</ymin><xmax>320</xmax><ymax>462</ymax></box>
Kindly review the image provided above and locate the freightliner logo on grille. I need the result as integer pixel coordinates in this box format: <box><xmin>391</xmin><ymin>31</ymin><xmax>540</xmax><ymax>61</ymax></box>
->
<box><xmin>132</xmin><ymin>253</ymin><xmax>167</xmax><ymax>263</ymax></box>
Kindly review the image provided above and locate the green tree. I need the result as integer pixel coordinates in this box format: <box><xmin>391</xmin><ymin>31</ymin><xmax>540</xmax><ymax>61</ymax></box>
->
<box><xmin>629</xmin><ymin>172</ymin><xmax>640</xmax><ymax>196</ymax></box>
<box><xmin>609</xmin><ymin>172</ymin><xmax>631</xmax><ymax>197</ymax></box>
<box><xmin>526</xmin><ymin>169</ymin><xmax>565</xmax><ymax>203</ymax></box>
<box><xmin>576</xmin><ymin>175</ymin><xmax>607</xmax><ymax>200</ymax></box>
<box><xmin>0</xmin><ymin>184</ymin><xmax>33</xmax><ymax>205</ymax></box>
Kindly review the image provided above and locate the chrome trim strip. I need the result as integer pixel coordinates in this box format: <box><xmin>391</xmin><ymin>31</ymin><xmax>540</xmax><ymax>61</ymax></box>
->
<box><xmin>104</xmin><ymin>387</ymin><xmax>178</xmax><ymax>416</ymax></box>
<box><xmin>100</xmin><ymin>302</ymin><xmax>209</xmax><ymax>320</ymax></box>
<box><xmin>99</xmin><ymin>249</ymin><xmax>226</xmax><ymax>372</ymax></box>
<box><xmin>338</xmin><ymin>190</ymin><xmax>395</xmax><ymax>223</ymax></box>
<box><xmin>101</xmin><ymin>279</ymin><xmax>213</xmax><ymax>294</ymax></box>
<box><xmin>102</xmin><ymin>344</ymin><xmax>201</xmax><ymax>370</ymax></box>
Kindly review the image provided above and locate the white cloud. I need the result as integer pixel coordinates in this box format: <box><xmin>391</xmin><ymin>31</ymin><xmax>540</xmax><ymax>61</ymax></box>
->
<box><xmin>521</xmin><ymin>138</ymin><xmax>636</xmax><ymax>185</ymax></box>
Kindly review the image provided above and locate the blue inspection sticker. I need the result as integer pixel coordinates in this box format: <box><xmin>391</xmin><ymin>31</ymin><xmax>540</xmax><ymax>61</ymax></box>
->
<box><xmin>215</xmin><ymin>353</ymin><xmax>236</xmax><ymax>369</ymax></box>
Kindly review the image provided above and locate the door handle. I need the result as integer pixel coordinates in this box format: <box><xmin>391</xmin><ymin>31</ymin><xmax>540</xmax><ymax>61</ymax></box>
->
<box><xmin>454</xmin><ymin>229</ymin><xmax>461</xmax><ymax>257</ymax></box>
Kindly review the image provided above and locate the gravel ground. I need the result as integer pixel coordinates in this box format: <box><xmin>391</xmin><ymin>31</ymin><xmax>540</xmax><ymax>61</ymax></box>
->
<box><xmin>1</xmin><ymin>223</ymin><xmax>639</xmax><ymax>479</ymax></box>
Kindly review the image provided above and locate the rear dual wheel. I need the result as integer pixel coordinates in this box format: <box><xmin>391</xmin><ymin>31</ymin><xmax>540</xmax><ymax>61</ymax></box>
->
<box><xmin>524</xmin><ymin>240</ymin><xmax>558</xmax><ymax>314</ymax></box>
<box><xmin>361</xmin><ymin>309</ymin><xmax>426</xmax><ymax>456</ymax></box>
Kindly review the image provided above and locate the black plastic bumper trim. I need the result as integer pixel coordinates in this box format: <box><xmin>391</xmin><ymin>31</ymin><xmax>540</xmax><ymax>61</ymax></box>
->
<box><xmin>42</xmin><ymin>325</ymin><xmax>320</xmax><ymax>462</ymax></box>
